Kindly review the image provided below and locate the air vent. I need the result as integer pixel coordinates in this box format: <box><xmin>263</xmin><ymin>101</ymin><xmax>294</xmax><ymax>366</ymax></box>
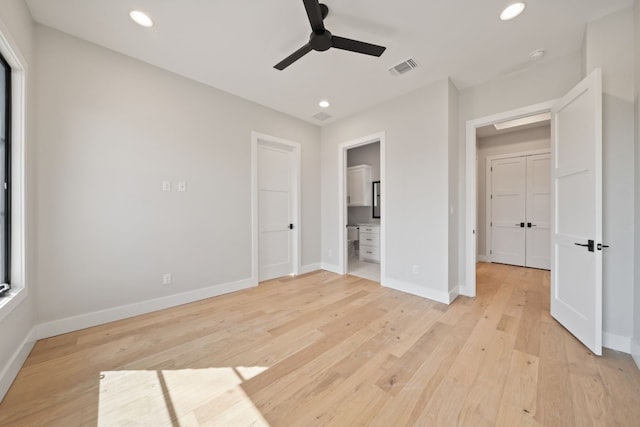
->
<box><xmin>388</xmin><ymin>58</ymin><xmax>419</xmax><ymax>76</ymax></box>
<box><xmin>313</xmin><ymin>112</ymin><xmax>332</xmax><ymax>121</ymax></box>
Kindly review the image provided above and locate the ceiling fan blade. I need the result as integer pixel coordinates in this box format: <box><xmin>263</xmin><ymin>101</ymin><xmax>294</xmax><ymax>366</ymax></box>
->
<box><xmin>274</xmin><ymin>43</ymin><xmax>313</xmax><ymax>70</ymax></box>
<box><xmin>303</xmin><ymin>0</ymin><xmax>325</xmax><ymax>32</ymax></box>
<box><xmin>331</xmin><ymin>36</ymin><xmax>386</xmax><ymax>57</ymax></box>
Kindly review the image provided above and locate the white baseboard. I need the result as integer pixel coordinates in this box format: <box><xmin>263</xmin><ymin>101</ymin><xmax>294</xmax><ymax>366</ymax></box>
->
<box><xmin>35</xmin><ymin>277</ymin><xmax>257</xmax><ymax>340</ymax></box>
<box><xmin>632</xmin><ymin>341</ymin><xmax>640</xmax><ymax>370</ymax></box>
<box><xmin>320</xmin><ymin>262</ymin><xmax>342</xmax><ymax>275</ymax></box>
<box><xmin>382</xmin><ymin>278</ymin><xmax>450</xmax><ymax>304</ymax></box>
<box><xmin>477</xmin><ymin>255</ymin><xmax>490</xmax><ymax>263</ymax></box>
<box><xmin>299</xmin><ymin>263</ymin><xmax>321</xmax><ymax>275</ymax></box>
<box><xmin>0</xmin><ymin>327</ymin><xmax>36</xmax><ymax>402</ymax></box>
<box><xmin>603</xmin><ymin>332</ymin><xmax>631</xmax><ymax>354</ymax></box>
<box><xmin>448</xmin><ymin>286</ymin><xmax>460</xmax><ymax>303</ymax></box>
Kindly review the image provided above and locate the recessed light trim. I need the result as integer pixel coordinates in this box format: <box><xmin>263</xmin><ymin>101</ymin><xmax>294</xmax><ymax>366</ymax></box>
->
<box><xmin>319</xmin><ymin>100</ymin><xmax>330</xmax><ymax>108</ymax></box>
<box><xmin>500</xmin><ymin>2</ymin><xmax>526</xmax><ymax>21</ymax></box>
<box><xmin>529</xmin><ymin>48</ymin><xmax>546</xmax><ymax>60</ymax></box>
<box><xmin>130</xmin><ymin>10</ymin><xmax>153</xmax><ymax>27</ymax></box>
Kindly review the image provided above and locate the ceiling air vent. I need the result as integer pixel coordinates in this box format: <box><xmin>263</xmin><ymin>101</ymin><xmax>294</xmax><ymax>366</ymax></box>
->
<box><xmin>388</xmin><ymin>58</ymin><xmax>419</xmax><ymax>76</ymax></box>
<box><xmin>313</xmin><ymin>112</ymin><xmax>332</xmax><ymax>121</ymax></box>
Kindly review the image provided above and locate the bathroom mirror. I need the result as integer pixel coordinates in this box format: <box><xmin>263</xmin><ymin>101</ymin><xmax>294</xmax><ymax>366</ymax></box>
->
<box><xmin>372</xmin><ymin>181</ymin><xmax>381</xmax><ymax>218</ymax></box>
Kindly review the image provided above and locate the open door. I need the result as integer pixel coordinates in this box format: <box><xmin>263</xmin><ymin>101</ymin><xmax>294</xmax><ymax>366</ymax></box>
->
<box><xmin>551</xmin><ymin>69</ymin><xmax>603</xmax><ymax>355</ymax></box>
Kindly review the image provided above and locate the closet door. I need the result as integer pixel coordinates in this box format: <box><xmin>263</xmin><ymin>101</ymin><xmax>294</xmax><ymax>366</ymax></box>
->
<box><xmin>525</xmin><ymin>153</ymin><xmax>551</xmax><ymax>269</ymax></box>
<box><xmin>490</xmin><ymin>157</ymin><xmax>526</xmax><ymax>266</ymax></box>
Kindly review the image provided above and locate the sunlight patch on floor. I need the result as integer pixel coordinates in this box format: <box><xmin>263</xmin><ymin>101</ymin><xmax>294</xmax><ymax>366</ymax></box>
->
<box><xmin>98</xmin><ymin>368</ymin><xmax>270</xmax><ymax>426</ymax></box>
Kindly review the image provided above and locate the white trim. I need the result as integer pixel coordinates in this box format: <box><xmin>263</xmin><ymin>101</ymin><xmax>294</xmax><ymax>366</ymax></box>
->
<box><xmin>464</xmin><ymin>100</ymin><xmax>557</xmax><ymax>297</ymax></box>
<box><xmin>299</xmin><ymin>263</ymin><xmax>321</xmax><ymax>275</ymax></box>
<box><xmin>320</xmin><ymin>263</ymin><xmax>342</xmax><ymax>275</ymax></box>
<box><xmin>484</xmin><ymin>149</ymin><xmax>550</xmax><ymax>262</ymax></box>
<box><xmin>0</xmin><ymin>327</ymin><xmax>36</xmax><ymax>401</ymax></box>
<box><xmin>632</xmin><ymin>341</ymin><xmax>640</xmax><ymax>370</ymax></box>
<box><xmin>602</xmin><ymin>332</ymin><xmax>631</xmax><ymax>354</ymax></box>
<box><xmin>251</xmin><ymin>132</ymin><xmax>302</xmax><ymax>283</ymax></box>
<box><xmin>35</xmin><ymin>277</ymin><xmax>256</xmax><ymax>340</ymax></box>
<box><xmin>0</xmin><ymin>11</ymin><xmax>28</xmax><ymax>321</ymax></box>
<box><xmin>338</xmin><ymin>132</ymin><xmax>386</xmax><ymax>280</ymax></box>
<box><xmin>459</xmin><ymin>285</ymin><xmax>474</xmax><ymax>297</ymax></box>
<box><xmin>448</xmin><ymin>286</ymin><xmax>460</xmax><ymax>303</ymax></box>
<box><xmin>384</xmin><ymin>278</ymin><xmax>451</xmax><ymax>304</ymax></box>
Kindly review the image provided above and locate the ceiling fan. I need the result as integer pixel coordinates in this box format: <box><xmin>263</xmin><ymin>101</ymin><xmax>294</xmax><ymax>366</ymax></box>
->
<box><xmin>274</xmin><ymin>0</ymin><xmax>387</xmax><ymax>70</ymax></box>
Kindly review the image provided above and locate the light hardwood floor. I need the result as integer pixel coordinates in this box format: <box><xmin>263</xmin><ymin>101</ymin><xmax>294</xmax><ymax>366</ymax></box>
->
<box><xmin>1</xmin><ymin>263</ymin><xmax>639</xmax><ymax>426</ymax></box>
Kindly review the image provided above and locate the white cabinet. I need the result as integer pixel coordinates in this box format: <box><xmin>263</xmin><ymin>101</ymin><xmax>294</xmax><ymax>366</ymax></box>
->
<box><xmin>347</xmin><ymin>165</ymin><xmax>372</xmax><ymax>207</ymax></box>
<box><xmin>359</xmin><ymin>224</ymin><xmax>380</xmax><ymax>263</ymax></box>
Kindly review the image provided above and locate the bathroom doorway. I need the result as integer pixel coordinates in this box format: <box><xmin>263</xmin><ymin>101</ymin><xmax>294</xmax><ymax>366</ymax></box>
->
<box><xmin>338</xmin><ymin>133</ymin><xmax>385</xmax><ymax>282</ymax></box>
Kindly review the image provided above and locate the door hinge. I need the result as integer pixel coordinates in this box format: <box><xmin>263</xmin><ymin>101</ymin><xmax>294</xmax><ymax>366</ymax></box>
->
<box><xmin>490</xmin><ymin>194</ymin><xmax>493</xmax><ymax>199</ymax></box>
<box><xmin>491</xmin><ymin>167</ymin><xmax>493</xmax><ymax>172</ymax></box>
<box><xmin>490</xmin><ymin>222</ymin><xmax>492</xmax><ymax>227</ymax></box>
<box><xmin>490</xmin><ymin>249</ymin><xmax>492</xmax><ymax>254</ymax></box>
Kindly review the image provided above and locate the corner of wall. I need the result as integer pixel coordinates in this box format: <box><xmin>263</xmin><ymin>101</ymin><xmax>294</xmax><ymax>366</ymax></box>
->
<box><xmin>448</xmin><ymin>79</ymin><xmax>460</xmax><ymax>292</ymax></box>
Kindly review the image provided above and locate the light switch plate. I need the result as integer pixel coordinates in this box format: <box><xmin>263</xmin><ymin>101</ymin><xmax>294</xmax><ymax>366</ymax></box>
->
<box><xmin>162</xmin><ymin>181</ymin><xmax>171</xmax><ymax>192</ymax></box>
<box><xmin>178</xmin><ymin>181</ymin><xmax>187</xmax><ymax>192</ymax></box>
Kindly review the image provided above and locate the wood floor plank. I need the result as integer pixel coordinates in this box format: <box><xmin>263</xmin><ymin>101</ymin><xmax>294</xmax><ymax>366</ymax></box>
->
<box><xmin>1</xmin><ymin>265</ymin><xmax>639</xmax><ymax>426</ymax></box>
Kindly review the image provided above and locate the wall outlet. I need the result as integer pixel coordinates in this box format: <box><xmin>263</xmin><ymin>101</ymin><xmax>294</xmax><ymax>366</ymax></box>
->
<box><xmin>177</xmin><ymin>181</ymin><xmax>187</xmax><ymax>192</ymax></box>
<box><xmin>162</xmin><ymin>181</ymin><xmax>171</xmax><ymax>192</ymax></box>
<box><xmin>412</xmin><ymin>265</ymin><xmax>419</xmax><ymax>274</ymax></box>
<box><xmin>162</xmin><ymin>273</ymin><xmax>172</xmax><ymax>285</ymax></box>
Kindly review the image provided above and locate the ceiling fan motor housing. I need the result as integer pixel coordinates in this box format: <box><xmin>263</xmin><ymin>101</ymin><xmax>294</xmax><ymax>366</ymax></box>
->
<box><xmin>310</xmin><ymin>30</ymin><xmax>332</xmax><ymax>51</ymax></box>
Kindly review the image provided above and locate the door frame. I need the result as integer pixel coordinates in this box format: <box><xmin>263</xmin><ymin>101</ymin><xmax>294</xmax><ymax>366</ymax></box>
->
<box><xmin>338</xmin><ymin>132</ymin><xmax>386</xmax><ymax>279</ymax></box>
<box><xmin>463</xmin><ymin>100</ymin><xmax>557</xmax><ymax>297</ymax></box>
<box><xmin>485</xmin><ymin>149</ymin><xmax>550</xmax><ymax>262</ymax></box>
<box><xmin>251</xmin><ymin>131</ymin><xmax>301</xmax><ymax>283</ymax></box>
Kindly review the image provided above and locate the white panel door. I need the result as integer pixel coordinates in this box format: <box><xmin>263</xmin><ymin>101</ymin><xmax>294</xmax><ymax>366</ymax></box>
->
<box><xmin>526</xmin><ymin>153</ymin><xmax>551</xmax><ymax>269</ymax></box>
<box><xmin>551</xmin><ymin>69</ymin><xmax>603</xmax><ymax>355</ymax></box>
<box><xmin>258</xmin><ymin>145</ymin><xmax>293</xmax><ymax>281</ymax></box>
<box><xmin>491</xmin><ymin>157</ymin><xmax>526</xmax><ymax>266</ymax></box>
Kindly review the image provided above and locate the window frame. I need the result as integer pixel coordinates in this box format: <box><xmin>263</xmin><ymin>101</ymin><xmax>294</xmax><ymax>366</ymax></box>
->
<box><xmin>0</xmin><ymin>19</ymin><xmax>27</xmax><ymax>322</ymax></box>
<box><xmin>0</xmin><ymin>50</ymin><xmax>11</xmax><ymax>289</ymax></box>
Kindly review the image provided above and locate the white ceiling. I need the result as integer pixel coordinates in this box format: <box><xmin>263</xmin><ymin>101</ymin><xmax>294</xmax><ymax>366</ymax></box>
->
<box><xmin>25</xmin><ymin>0</ymin><xmax>631</xmax><ymax>125</ymax></box>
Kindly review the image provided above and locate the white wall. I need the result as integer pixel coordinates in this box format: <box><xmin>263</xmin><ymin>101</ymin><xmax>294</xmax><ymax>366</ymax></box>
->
<box><xmin>321</xmin><ymin>79</ymin><xmax>457</xmax><ymax>303</ymax></box>
<box><xmin>0</xmin><ymin>0</ymin><xmax>37</xmax><ymax>401</ymax></box>
<box><xmin>458</xmin><ymin>51</ymin><xmax>583</xmax><ymax>290</ymax></box>
<box><xmin>34</xmin><ymin>26</ymin><xmax>321</xmax><ymax>326</ymax></box>
<box><xmin>633</xmin><ymin>0</ymin><xmax>640</xmax><ymax>365</ymax></box>
<box><xmin>584</xmin><ymin>8</ymin><xmax>635</xmax><ymax>344</ymax></box>
<box><xmin>477</xmin><ymin>126</ymin><xmax>551</xmax><ymax>259</ymax></box>
<box><xmin>347</xmin><ymin>141</ymin><xmax>380</xmax><ymax>225</ymax></box>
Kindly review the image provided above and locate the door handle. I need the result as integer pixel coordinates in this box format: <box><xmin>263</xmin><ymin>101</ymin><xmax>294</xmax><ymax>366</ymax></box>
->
<box><xmin>515</xmin><ymin>223</ymin><xmax>525</xmax><ymax>227</ymax></box>
<box><xmin>597</xmin><ymin>243</ymin><xmax>610</xmax><ymax>251</ymax></box>
<box><xmin>288</xmin><ymin>224</ymin><xmax>294</xmax><ymax>230</ymax></box>
<box><xmin>574</xmin><ymin>240</ymin><xmax>595</xmax><ymax>252</ymax></box>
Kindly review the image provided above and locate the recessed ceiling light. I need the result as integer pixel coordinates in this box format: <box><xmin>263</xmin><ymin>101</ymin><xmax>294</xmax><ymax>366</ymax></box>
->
<box><xmin>130</xmin><ymin>10</ymin><xmax>153</xmax><ymax>27</ymax></box>
<box><xmin>529</xmin><ymin>48</ymin><xmax>546</xmax><ymax>60</ymax></box>
<box><xmin>500</xmin><ymin>2</ymin><xmax>526</xmax><ymax>21</ymax></box>
<box><xmin>319</xmin><ymin>100</ymin><xmax>330</xmax><ymax>108</ymax></box>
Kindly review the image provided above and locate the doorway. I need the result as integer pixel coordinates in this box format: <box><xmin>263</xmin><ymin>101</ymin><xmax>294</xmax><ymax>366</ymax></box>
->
<box><xmin>251</xmin><ymin>132</ymin><xmax>301</xmax><ymax>282</ymax></box>
<box><xmin>463</xmin><ymin>101</ymin><xmax>555</xmax><ymax>297</ymax></box>
<box><xmin>338</xmin><ymin>132</ymin><xmax>386</xmax><ymax>282</ymax></box>
<box><xmin>464</xmin><ymin>69</ymin><xmax>604</xmax><ymax>355</ymax></box>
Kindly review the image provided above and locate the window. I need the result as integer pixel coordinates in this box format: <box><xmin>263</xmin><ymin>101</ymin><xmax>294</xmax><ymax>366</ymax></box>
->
<box><xmin>0</xmin><ymin>52</ymin><xmax>9</xmax><ymax>296</ymax></box>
